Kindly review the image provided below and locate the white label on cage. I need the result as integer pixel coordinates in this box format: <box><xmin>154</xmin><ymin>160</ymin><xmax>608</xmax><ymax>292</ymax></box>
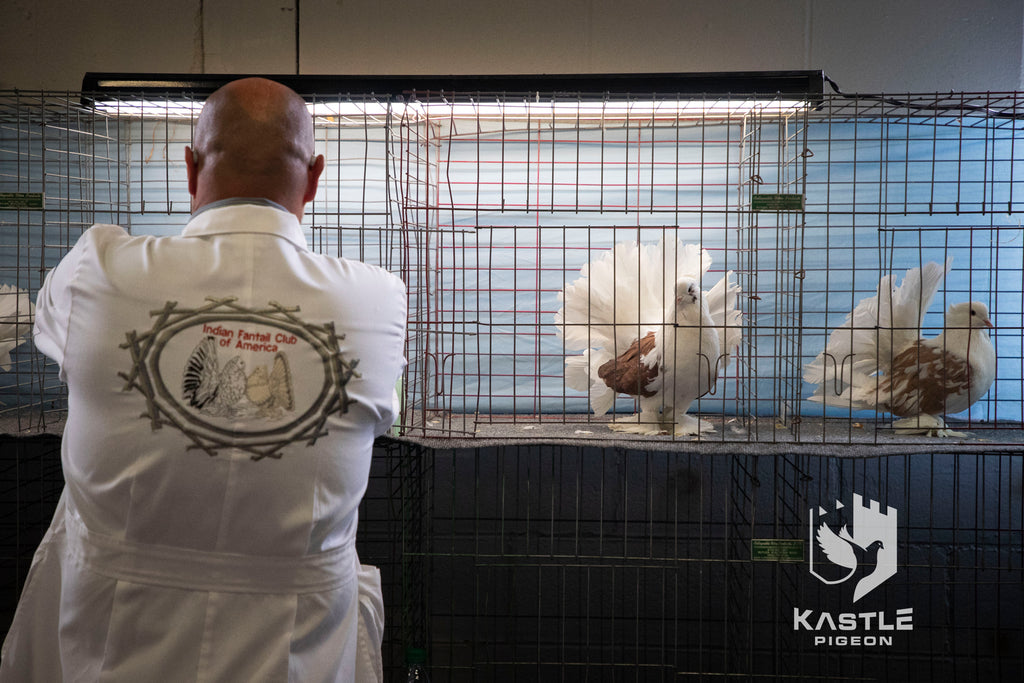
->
<box><xmin>751</xmin><ymin>193</ymin><xmax>805</xmax><ymax>211</ymax></box>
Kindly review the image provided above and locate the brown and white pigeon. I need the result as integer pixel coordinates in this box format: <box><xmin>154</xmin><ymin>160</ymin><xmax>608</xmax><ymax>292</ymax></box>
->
<box><xmin>804</xmin><ymin>258</ymin><xmax>995</xmax><ymax>437</ymax></box>
<box><xmin>555</xmin><ymin>238</ymin><xmax>742</xmax><ymax>436</ymax></box>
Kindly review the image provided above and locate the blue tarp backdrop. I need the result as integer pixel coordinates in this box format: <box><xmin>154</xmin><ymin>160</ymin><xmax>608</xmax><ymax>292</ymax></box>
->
<box><xmin>1</xmin><ymin>105</ymin><xmax>1021</xmax><ymax>425</ymax></box>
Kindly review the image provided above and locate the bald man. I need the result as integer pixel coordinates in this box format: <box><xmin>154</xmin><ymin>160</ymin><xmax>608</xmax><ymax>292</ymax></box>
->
<box><xmin>0</xmin><ymin>78</ymin><xmax>407</xmax><ymax>682</ymax></box>
<box><xmin>186</xmin><ymin>77</ymin><xmax>325</xmax><ymax>219</ymax></box>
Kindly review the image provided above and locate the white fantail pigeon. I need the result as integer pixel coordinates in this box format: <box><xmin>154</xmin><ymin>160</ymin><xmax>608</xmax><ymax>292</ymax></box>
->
<box><xmin>0</xmin><ymin>284</ymin><xmax>35</xmax><ymax>372</ymax></box>
<box><xmin>803</xmin><ymin>258</ymin><xmax>995</xmax><ymax>437</ymax></box>
<box><xmin>555</xmin><ymin>238</ymin><xmax>742</xmax><ymax>436</ymax></box>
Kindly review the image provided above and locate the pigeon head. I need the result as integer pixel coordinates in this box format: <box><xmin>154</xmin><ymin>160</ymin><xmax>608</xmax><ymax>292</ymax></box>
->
<box><xmin>946</xmin><ymin>301</ymin><xmax>993</xmax><ymax>331</ymax></box>
<box><xmin>671</xmin><ymin>277</ymin><xmax>707</xmax><ymax>325</ymax></box>
<box><xmin>674</xmin><ymin>278</ymin><xmax>699</xmax><ymax>307</ymax></box>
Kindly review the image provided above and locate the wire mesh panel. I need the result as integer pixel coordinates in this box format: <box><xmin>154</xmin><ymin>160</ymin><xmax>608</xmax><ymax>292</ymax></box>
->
<box><xmin>2</xmin><ymin>87</ymin><xmax>1023</xmax><ymax>447</ymax></box>
<box><xmin>400</xmin><ymin>444</ymin><xmax>1023</xmax><ymax>682</ymax></box>
<box><xmin>797</xmin><ymin>93</ymin><xmax>1024</xmax><ymax>447</ymax></box>
<box><xmin>379</xmin><ymin>96</ymin><xmax>812</xmax><ymax>440</ymax></box>
<box><xmin>0</xmin><ymin>93</ymin><xmax>130</xmax><ymax>431</ymax></box>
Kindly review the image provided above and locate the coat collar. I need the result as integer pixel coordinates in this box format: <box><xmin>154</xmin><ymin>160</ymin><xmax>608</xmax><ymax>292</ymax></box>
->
<box><xmin>183</xmin><ymin>199</ymin><xmax>308</xmax><ymax>250</ymax></box>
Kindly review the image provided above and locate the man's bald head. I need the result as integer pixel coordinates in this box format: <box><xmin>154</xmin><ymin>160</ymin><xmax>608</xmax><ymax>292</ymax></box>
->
<box><xmin>186</xmin><ymin>77</ymin><xmax>323</xmax><ymax>219</ymax></box>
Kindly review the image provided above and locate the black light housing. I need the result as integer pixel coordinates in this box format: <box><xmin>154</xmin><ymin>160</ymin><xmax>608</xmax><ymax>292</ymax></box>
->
<box><xmin>81</xmin><ymin>70</ymin><xmax>826</xmax><ymax>105</ymax></box>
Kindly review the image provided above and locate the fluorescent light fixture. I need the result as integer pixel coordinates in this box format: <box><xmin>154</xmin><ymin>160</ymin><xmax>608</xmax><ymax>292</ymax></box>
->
<box><xmin>83</xmin><ymin>71</ymin><xmax>824</xmax><ymax>120</ymax></box>
<box><xmin>93</xmin><ymin>97</ymin><xmax>808</xmax><ymax>124</ymax></box>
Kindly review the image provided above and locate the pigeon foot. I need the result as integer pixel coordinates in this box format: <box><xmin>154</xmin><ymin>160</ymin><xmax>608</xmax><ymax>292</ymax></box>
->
<box><xmin>609</xmin><ymin>413</ymin><xmax>666</xmax><ymax>435</ymax></box>
<box><xmin>891</xmin><ymin>414</ymin><xmax>965</xmax><ymax>438</ymax></box>
<box><xmin>671</xmin><ymin>413</ymin><xmax>714</xmax><ymax>436</ymax></box>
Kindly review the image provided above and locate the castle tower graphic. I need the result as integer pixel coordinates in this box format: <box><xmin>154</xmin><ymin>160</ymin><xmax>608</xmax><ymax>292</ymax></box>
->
<box><xmin>809</xmin><ymin>494</ymin><xmax>898</xmax><ymax>602</ymax></box>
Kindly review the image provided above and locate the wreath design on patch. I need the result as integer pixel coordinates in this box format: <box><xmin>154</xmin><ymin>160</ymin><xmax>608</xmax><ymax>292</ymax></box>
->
<box><xmin>119</xmin><ymin>297</ymin><xmax>359</xmax><ymax>460</ymax></box>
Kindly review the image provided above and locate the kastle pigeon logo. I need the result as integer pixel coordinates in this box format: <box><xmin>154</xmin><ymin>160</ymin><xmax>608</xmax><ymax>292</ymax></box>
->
<box><xmin>809</xmin><ymin>493</ymin><xmax>898</xmax><ymax>602</ymax></box>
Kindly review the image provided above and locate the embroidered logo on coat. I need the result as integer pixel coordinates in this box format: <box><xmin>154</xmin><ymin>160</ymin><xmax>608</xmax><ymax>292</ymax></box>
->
<box><xmin>119</xmin><ymin>297</ymin><xmax>359</xmax><ymax>460</ymax></box>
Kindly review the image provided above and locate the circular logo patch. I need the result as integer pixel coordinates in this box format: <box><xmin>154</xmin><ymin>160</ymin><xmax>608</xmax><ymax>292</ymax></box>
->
<box><xmin>120</xmin><ymin>297</ymin><xmax>359</xmax><ymax>460</ymax></box>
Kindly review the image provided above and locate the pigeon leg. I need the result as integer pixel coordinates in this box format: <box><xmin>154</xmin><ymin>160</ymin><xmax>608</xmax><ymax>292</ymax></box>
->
<box><xmin>670</xmin><ymin>411</ymin><xmax>714</xmax><ymax>436</ymax></box>
<box><xmin>609</xmin><ymin>410</ymin><xmax>665</xmax><ymax>434</ymax></box>
<box><xmin>891</xmin><ymin>414</ymin><xmax>966</xmax><ymax>438</ymax></box>
<box><xmin>609</xmin><ymin>397</ymin><xmax>666</xmax><ymax>435</ymax></box>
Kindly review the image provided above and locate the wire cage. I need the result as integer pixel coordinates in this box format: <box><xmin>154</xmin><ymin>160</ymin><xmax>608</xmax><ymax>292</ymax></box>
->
<box><xmin>1</xmin><ymin>76</ymin><xmax>1023</xmax><ymax>680</ymax></box>
<box><xmin>2</xmin><ymin>77</ymin><xmax>1022</xmax><ymax>449</ymax></box>
<box><xmin>394</xmin><ymin>444</ymin><xmax>1022</xmax><ymax>682</ymax></box>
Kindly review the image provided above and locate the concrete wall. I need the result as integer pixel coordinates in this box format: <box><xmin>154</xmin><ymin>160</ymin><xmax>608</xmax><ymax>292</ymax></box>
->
<box><xmin>3</xmin><ymin>0</ymin><xmax>1022</xmax><ymax>93</ymax></box>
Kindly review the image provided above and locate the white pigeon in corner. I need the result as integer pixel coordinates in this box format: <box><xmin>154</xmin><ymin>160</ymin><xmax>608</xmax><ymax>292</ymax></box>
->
<box><xmin>803</xmin><ymin>258</ymin><xmax>995</xmax><ymax>437</ymax></box>
<box><xmin>0</xmin><ymin>284</ymin><xmax>35</xmax><ymax>372</ymax></box>
<box><xmin>554</xmin><ymin>238</ymin><xmax>742</xmax><ymax>436</ymax></box>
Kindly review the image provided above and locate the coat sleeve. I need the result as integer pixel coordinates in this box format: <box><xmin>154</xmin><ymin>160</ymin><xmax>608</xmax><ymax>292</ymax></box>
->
<box><xmin>375</xmin><ymin>271</ymin><xmax>408</xmax><ymax>437</ymax></box>
<box><xmin>33</xmin><ymin>224</ymin><xmax>127</xmax><ymax>378</ymax></box>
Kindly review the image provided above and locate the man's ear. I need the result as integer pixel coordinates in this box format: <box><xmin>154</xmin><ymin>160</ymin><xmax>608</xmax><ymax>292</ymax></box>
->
<box><xmin>185</xmin><ymin>146</ymin><xmax>198</xmax><ymax>197</ymax></box>
<box><xmin>303</xmin><ymin>154</ymin><xmax>325</xmax><ymax>204</ymax></box>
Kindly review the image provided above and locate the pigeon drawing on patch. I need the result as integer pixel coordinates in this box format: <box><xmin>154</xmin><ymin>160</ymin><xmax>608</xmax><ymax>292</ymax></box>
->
<box><xmin>182</xmin><ymin>335</ymin><xmax>295</xmax><ymax>420</ymax></box>
<box><xmin>809</xmin><ymin>494</ymin><xmax>898</xmax><ymax>603</ymax></box>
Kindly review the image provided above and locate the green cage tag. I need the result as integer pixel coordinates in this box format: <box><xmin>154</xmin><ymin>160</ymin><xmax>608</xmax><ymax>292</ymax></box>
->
<box><xmin>0</xmin><ymin>192</ymin><xmax>44</xmax><ymax>210</ymax></box>
<box><xmin>751</xmin><ymin>193</ymin><xmax>804</xmax><ymax>211</ymax></box>
<box><xmin>751</xmin><ymin>538</ymin><xmax>804</xmax><ymax>562</ymax></box>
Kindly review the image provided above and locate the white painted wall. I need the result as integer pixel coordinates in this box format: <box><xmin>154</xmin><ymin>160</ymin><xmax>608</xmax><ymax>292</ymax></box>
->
<box><xmin>2</xmin><ymin>0</ymin><xmax>1022</xmax><ymax>93</ymax></box>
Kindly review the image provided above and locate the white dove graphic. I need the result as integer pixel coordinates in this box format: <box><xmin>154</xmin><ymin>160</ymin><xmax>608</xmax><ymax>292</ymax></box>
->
<box><xmin>815</xmin><ymin>521</ymin><xmax>885</xmax><ymax>602</ymax></box>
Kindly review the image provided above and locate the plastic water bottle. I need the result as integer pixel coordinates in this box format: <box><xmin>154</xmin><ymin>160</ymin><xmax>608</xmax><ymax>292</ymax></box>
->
<box><xmin>406</xmin><ymin>647</ymin><xmax>429</xmax><ymax>682</ymax></box>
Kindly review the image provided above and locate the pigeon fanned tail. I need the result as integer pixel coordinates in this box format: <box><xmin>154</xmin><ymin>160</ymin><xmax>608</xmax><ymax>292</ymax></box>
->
<box><xmin>556</xmin><ymin>239</ymin><xmax>708</xmax><ymax>357</ymax></box>
<box><xmin>803</xmin><ymin>258</ymin><xmax>951</xmax><ymax>407</ymax></box>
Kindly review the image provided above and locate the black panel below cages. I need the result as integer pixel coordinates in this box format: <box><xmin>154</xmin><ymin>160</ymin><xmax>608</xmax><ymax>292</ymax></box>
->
<box><xmin>0</xmin><ymin>434</ymin><xmax>63</xmax><ymax>634</ymax></box>
<box><xmin>392</xmin><ymin>440</ymin><xmax>1023</xmax><ymax>682</ymax></box>
<box><xmin>1</xmin><ymin>436</ymin><xmax>1021</xmax><ymax>681</ymax></box>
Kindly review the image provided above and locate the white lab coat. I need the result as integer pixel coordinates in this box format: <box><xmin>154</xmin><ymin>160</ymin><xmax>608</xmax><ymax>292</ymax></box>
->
<box><xmin>0</xmin><ymin>201</ymin><xmax>407</xmax><ymax>682</ymax></box>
